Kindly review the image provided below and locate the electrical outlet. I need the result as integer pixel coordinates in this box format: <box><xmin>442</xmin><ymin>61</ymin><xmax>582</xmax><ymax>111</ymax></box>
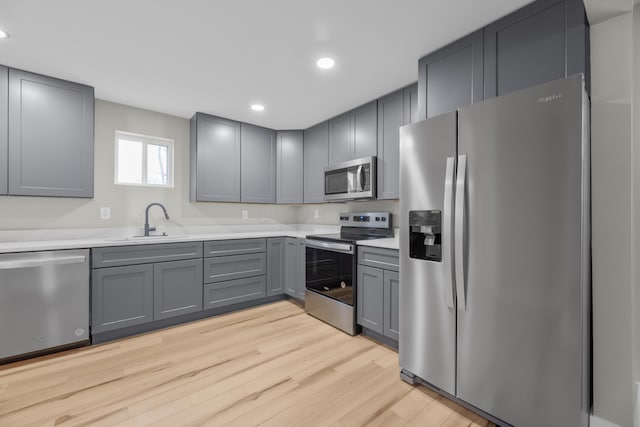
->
<box><xmin>100</xmin><ymin>207</ymin><xmax>111</xmax><ymax>220</ymax></box>
<box><xmin>242</xmin><ymin>210</ymin><xmax>249</xmax><ymax>220</ymax></box>
<box><xmin>314</xmin><ymin>209</ymin><xmax>319</xmax><ymax>219</ymax></box>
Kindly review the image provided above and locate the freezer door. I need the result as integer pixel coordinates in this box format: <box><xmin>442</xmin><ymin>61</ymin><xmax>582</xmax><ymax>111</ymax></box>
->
<box><xmin>399</xmin><ymin>112</ymin><xmax>457</xmax><ymax>395</ymax></box>
<box><xmin>456</xmin><ymin>75</ymin><xmax>589</xmax><ymax>426</ymax></box>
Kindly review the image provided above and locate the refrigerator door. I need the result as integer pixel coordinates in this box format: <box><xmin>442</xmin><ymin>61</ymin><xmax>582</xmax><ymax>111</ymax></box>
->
<box><xmin>456</xmin><ymin>75</ymin><xmax>589</xmax><ymax>426</ymax></box>
<box><xmin>399</xmin><ymin>112</ymin><xmax>457</xmax><ymax>395</ymax></box>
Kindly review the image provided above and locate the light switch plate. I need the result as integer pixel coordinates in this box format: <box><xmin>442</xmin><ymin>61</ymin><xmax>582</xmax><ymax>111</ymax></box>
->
<box><xmin>100</xmin><ymin>207</ymin><xmax>111</xmax><ymax>220</ymax></box>
<box><xmin>314</xmin><ymin>209</ymin><xmax>319</xmax><ymax>219</ymax></box>
<box><xmin>242</xmin><ymin>210</ymin><xmax>249</xmax><ymax>219</ymax></box>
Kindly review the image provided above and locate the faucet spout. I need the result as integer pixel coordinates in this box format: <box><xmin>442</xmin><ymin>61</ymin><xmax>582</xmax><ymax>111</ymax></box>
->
<box><xmin>144</xmin><ymin>203</ymin><xmax>170</xmax><ymax>236</ymax></box>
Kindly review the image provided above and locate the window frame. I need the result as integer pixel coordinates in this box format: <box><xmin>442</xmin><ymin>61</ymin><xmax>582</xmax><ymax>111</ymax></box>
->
<box><xmin>114</xmin><ymin>130</ymin><xmax>175</xmax><ymax>188</ymax></box>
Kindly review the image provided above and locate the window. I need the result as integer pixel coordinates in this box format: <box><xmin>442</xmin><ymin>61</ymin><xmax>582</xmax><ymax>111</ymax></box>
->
<box><xmin>115</xmin><ymin>131</ymin><xmax>174</xmax><ymax>187</ymax></box>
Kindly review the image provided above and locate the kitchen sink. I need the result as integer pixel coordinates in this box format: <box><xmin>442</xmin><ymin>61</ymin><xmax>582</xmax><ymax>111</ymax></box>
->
<box><xmin>104</xmin><ymin>234</ymin><xmax>189</xmax><ymax>243</ymax></box>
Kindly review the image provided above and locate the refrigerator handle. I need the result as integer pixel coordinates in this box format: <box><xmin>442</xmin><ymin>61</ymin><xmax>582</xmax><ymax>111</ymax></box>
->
<box><xmin>443</xmin><ymin>156</ymin><xmax>456</xmax><ymax>309</ymax></box>
<box><xmin>455</xmin><ymin>154</ymin><xmax>467</xmax><ymax>310</ymax></box>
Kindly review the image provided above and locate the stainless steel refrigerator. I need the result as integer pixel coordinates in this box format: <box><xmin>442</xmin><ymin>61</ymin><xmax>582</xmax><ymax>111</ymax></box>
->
<box><xmin>399</xmin><ymin>75</ymin><xmax>590</xmax><ymax>427</ymax></box>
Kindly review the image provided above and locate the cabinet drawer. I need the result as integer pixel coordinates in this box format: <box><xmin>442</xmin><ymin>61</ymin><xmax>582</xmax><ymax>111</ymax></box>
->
<box><xmin>92</xmin><ymin>242</ymin><xmax>203</xmax><ymax>268</ymax></box>
<box><xmin>204</xmin><ymin>253</ymin><xmax>266</xmax><ymax>283</ymax></box>
<box><xmin>203</xmin><ymin>276</ymin><xmax>266</xmax><ymax>309</ymax></box>
<box><xmin>203</xmin><ymin>238</ymin><xmax>266</xmax><ymax>257</ymax></box>
<box><xmin>357</xmin><ymin>246</ymin><xmax>399</xmax><ymax>271</ymax></box>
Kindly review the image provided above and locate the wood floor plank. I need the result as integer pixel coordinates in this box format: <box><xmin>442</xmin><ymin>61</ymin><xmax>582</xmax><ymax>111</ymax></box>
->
<box><xmin>0</xmin><ymin>300</ymin><xmax>489</xmax><ymax>427</ymax></box>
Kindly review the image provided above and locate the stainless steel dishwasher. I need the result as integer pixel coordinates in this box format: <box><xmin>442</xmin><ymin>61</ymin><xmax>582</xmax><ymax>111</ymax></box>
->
<box><xmin>0</xmin><ymin>249</ymin><xmax>90</xmax><ymax>361</ymax></box>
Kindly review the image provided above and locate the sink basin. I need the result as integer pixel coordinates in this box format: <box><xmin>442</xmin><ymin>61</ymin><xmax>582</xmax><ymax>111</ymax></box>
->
<box><xmin>104</xmin><ymin>235</ymin><xmax>189</xmax><ymax>243</ymax></box>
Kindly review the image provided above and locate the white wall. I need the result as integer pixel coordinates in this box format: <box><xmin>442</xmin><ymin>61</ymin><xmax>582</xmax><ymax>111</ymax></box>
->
<box><xmin>0</xmin><ymin>99</ymin><xmax>395</xmax><ymax>234</ymax></box>
<box><xmin>589</xmin><ymin>4</ymin><xmax>637</xmax><ymax>426</ymax></box>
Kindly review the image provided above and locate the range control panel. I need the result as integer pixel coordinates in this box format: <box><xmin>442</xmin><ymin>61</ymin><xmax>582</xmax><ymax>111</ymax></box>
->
<box><xmin>338</xmin><ymin>212</ymin><xmax>392</xmax><ymax>229</ymax></box>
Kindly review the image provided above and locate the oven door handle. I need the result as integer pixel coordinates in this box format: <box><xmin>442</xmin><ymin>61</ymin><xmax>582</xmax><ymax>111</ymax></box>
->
<box><xmin>305</xmin><ymin>239</ymin><xmax>355</xmax><ymax>254</ymax></box>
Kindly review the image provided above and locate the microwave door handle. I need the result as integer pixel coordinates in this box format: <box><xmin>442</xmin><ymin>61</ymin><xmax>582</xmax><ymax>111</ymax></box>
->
<box><xmin>357</xmin><ymin>165</ymin><xmax>364</xmax><ymax>191</ymax></box>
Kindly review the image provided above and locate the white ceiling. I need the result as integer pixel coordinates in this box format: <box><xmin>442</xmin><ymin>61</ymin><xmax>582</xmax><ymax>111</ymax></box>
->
<box><xmin>0</xmin><ymin>0</ymin><xmax>533</xmax><ymax>129</ymax></box>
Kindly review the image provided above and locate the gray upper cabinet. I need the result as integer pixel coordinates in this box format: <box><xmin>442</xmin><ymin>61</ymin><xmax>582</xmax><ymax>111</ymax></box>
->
<box><xmin>484</xmin><ymin>0</ymin><xmax>588</xmax><ymax>98</ymax></box>
<box><xmin>153</xmin><ymin>259</ymin><xmax>203</xmax><ymax>320</ymax></box>
<box><xmin>241</xmin><ymin>123</ymin><xmax>276</xmax><ymax>203</ymax></box>
<box><xmin>377</xmin><ymin>89</ymin><xmax>404</xmax><ymax>200</ymax></box>
<box><xmin>328</xmin><ymin>113</ymin><xmax>352</xmax><ymax>164</ymax></box>
<box><xmin>0</xmin><ymin>66</ymin><xmax>7</xmax><ymax>195</ymax></box>
<box><xmin>404</xmin><ymin>83</ymin><xmax>419</xmax><ymax>125</ymax></box>
<box><xmin>8</xmin><ymin>69</ymin><xmax>94</xmax><ymax>198</ymax></box>
<box><xmin>303</xmin><ymin>121</ymin><xmax>328</xmax><ymax>203</ymax></box>
<box><xmin>418</xmin><ymin>30</ymin><xmax>483</xmax><ymax>120</ymax></box>
<box><xmin>190</xmin><ymin>113</ymin><xmax>241</xmax><ymax>202</ymax></box>
<box><xmin>276</xmin><ymin>130</ymin><xmax>303</xmax><ymax>204</ymax></box>
<box><xmin>328</xmin><ymin>101</ymin><xmax>377</xmax><ymax>164</ymax></box>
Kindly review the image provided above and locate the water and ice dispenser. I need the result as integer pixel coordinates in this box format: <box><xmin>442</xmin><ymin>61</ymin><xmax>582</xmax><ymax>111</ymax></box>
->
<box><xmin>409</xmin><ymin>210</ymin><xmax>442</xmax><ymax>262</ymax></box>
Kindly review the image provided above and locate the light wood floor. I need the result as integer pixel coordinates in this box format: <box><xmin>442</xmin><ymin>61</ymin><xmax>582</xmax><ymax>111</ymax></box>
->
<box><xmin>0</xmin><ymin>300</ymin><xmax>493</xmax><ymax>427</ymax></box>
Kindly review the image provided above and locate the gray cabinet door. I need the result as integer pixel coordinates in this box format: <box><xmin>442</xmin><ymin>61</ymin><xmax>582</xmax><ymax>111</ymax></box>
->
<box><xmin>276</xmin><ymin>130</ymin><xmax>303</xmax><ymax>204</ymax></box>
<box><xmin>484</xmin><ymin>0</ymin><xmax>587</xmax><ymax>98</ymax></box>
<box><xmin>153</xmin><ymin>259</ymin><xmax>203</xmax><ymax>320</ymax></box>
<box><xmin>383</xmin><ymin>270</ymin><xmax>400</xmax><ymax>341</ymax></box>
<box><xmin>91</xmin><ymin>264</ymin><xmax>154</xmax><ymax>333</ymax></box>
<box><xmin>8</xmin><ymin>69</ymin><xmax>94</xmax><ymax>197</ymax></box>
<box><xmin>191</xmin><ymin>113</ymin><xmax>241</xmax><ymax>202</ymax></box>
<box><xmin>284</xmin><ymin>238</ymin><xmax>297</xmax><ymax>297</ymax></box>
<box><xmin>377</xmin><ymin>89</ymin><xmax>404</xmax><ymax>200</ymax></box>
<box><xmin>357</xmin><ymin>265</ymin><xmax>384</xmax><ymax>334</ymax></box>
<box><xmin>404</xmin><ymin>83</ymin><xmax>419</xmax><ymax>125</ymax></box>
<box><xmin>296</xmin><ymin>238</ymin><xmax>306</xmax><ymax>300</ymax></box>
<box><xmin>203</xmin><ymin>276</ymin><xmax>266</xmax><ymax>309</ymax></box>
<box><xmin>204</xmin><ymin>253</ymin><xmax>266</xmax><ymax>283</ymax></box>
<box><xmin>329</xmin><ymin>101</ymin><xmax>377</xmax><ymax>164</ymax></box>
<box><xmin>0</xmin><ymin>66</ymin><xmax>7</xmax><ymax>195</ymax></box>
<box><xmin>303</xmin><ymin>121</ymin><xmax>328</xmax><ymax>203</ymax></box>
<box><xmin>418</xmin><ymin>30</ymin><xmax>483</xmax><ymax>120</ymax></box>
<box><xmin>352</xmin><ymin>101</ymin><xmax>377</xmax><ymax>159</ymax></box>
<box><xmin>266</xmin><ymin>238</ymin><xmax>285</xmax><ymax>296</ymax></box>
<box><xmin>328</xmin><ymin>112</ymin><xmax>352</xmax><ymax>164</ymax></box>
<box><xmin>241</xmin><ymin>123</ymin><xmax>276</xmax><ymax>203</ymax></box>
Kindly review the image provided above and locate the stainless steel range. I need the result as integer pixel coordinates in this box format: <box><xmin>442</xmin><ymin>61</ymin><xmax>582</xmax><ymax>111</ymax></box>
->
<box><xmin>305</xmin><ymin>212</ymin><xmax>393</xmax><ymax>335</ymax></box>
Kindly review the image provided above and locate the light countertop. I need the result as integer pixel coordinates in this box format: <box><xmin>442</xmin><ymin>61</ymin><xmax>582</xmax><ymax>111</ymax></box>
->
<box><xmin>0</xmin><ymin>225</ymin><xmax>400</xmax><ymax>253</ymax></box>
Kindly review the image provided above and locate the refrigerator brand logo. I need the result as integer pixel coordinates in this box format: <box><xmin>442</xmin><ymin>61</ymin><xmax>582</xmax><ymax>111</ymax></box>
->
<box><xmin>538</xmin><ymin>93</ymin><xmax>563</xmax><ymax>103</ymax></box>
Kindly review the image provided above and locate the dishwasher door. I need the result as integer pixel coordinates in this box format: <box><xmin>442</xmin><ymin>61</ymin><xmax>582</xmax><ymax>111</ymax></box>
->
<box><xmin>0</xmin><ymin>249</ymin><xmax>90</xmax><ymax>360</ymax></box>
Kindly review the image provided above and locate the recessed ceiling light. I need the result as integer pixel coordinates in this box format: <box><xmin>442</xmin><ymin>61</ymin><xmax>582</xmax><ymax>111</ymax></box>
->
<box><xmin>0</xmin><ymin>30</ymin><xmax>9</xmax><ymax>39</ymax></box>
<box><xmin>316</xmin><ymin>57</ymin><xmax>335</xmax><ymax>70</ymax></box>
<box><xmin>250</xmin><ymin>104</ymin><xmax>264</xmax><ymax>112</ymax></box>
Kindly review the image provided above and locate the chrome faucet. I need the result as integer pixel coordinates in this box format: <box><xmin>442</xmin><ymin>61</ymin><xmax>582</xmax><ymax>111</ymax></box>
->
<box><xmin>144</xmin><ymin>203</ymin><xmax>170</xmax><ymax>236</ymax></box>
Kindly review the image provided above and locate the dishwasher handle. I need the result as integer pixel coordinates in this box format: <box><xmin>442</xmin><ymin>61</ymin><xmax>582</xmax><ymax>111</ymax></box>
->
<box><xmin>0</xmin><ymin>255</ymin><xmax>87</xmax><ymax>270</ymax></box>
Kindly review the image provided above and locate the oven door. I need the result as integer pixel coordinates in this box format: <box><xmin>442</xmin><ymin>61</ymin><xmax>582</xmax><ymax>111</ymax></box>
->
<box><xmin>305</xmin><ymin>240</ymin><xmax>355</xmax><ymax>306</ymax></box>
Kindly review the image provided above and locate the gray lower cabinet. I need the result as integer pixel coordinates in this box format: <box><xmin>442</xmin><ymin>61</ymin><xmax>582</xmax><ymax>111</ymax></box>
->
<box><xmin>241</xmin><ymin>123</ymin><xmax>276</xmax><ymax>203</ymax></box>
<box><xmin>153</xmin><ymin>259</ymin><xmax>203</xmax><ymax>320</ymax></box>
<box><xmin>328</xmin><ymin>101</ymin><xmax>377</xmax><ymax>164</ymax></box>
<box><xmin>266</xmin><ymin>238</ymin><xmax>285</xmax><ymax>296</ymax></box>
<box><xmin>203</xmin><ymin>238</ymin><xmax>268</xmax><ymax>307</ymax></box>
<box><xmin>357</xmin><ymin>265</ymin><xmax>384</xmax><ymax>334</ymax></box>
<box><xmin>296</xmin><ymin>238</ymin><xmax>306</xmax><ymax>300</ymax></box>
<box><xmin>284</xmin><ymin>237</ymin><xmax>305</xmax><ymax>300</ymax></box>
<box><xmin>276</xmin><ymin>130</ymin><xmax>303</xmax><ymax>204</ymax></box>
<box><xmin>204</xmin><ymin>276</ymin><xmax>266</xmax><ymax>309</ymax></box>
<box><xmin>357</xmin><ymin>246</ymin><xmax>399</xmax><ymax>342</ymax></box>
<box><xmin>190</xmin><ymin>113</ymin><xmax>241</xmax><ymax>202</ymax></box>
<box><xmin>92</xmin><ymin>264</ymin><xmax>154</xmax><ymax>333</ymax></box>
<box><xmin>303</xmin><ymin>121</ymin><xmax>329</xmax><ymax>203</ymax></box>
<box><xmin>8</xmin><ymin>68</ymin><xmax>94</xmax><ymax>198</ymax></box>
<box><xmin>383</xmin><ymin>270</ymin><xmax>400</xmax><ymax>340</ymax></box>
<box><xmin>0</xmin><ymin>66</ymin><xmax>7</xmax><ymax>195</ymax></box>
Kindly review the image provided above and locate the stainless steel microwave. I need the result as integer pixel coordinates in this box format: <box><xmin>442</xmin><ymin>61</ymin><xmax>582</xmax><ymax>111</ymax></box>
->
<box><xmin>324</xmin><ymin>156</ymin><xmax>376</xmax><ymax>201</ymax></box>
